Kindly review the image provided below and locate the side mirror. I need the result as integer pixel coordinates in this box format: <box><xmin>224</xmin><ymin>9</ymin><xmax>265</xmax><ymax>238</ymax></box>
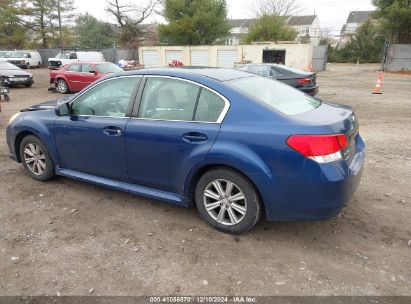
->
<box><xmin>55</xmin><ymin>102</ymin><xmax>70</xmax><ymax>116</ymax></box>
<box><xmin>89</xmin><ymin>70</ymin><xmax>97</xmax><ymax>74</ymax></box>
<box><xmin>27</xmin><ymin>53</ymin><xmax>32</xmax><ymax>58</ymax></box>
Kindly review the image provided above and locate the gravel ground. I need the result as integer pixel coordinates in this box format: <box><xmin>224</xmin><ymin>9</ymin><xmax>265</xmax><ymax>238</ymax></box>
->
<box><xmin>0</xmin><ymin>64</ymin><xmax>410</xmax><ymax>296</ymax></box>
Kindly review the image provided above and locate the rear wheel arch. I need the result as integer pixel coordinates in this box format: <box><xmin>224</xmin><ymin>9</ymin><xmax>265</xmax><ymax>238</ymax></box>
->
<box><xmin>187</xmin><ymin>164</ymin><xmax>265</xmax><ymax>214</ymax></box>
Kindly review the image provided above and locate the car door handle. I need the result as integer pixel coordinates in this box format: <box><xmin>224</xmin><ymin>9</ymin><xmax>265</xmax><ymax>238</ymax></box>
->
<box><xmin>103</xmin><ymin>126</ymin><xmax>122</xmax><ymax>136</ymax></box>
<box><xmin>182</xmin><ymin>132</ymin><xmax>208</xmax><ymax>143</ymax></box>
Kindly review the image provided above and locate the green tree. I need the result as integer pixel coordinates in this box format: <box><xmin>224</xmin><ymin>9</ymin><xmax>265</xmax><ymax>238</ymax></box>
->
<box><xmin>329</xmin><ymin>20</ymin><xmax>385</xmax><ymax>63</ymax></box>
<box><xmin>158</xmin><ymin>0</ymin><xmax>230</xmax><ymax>45</ymax></box>
<box><xmin>74</xmin><ymin>13</ymin><xmax>116</xmax><ymax>48</ymax></box>
<box><xmin>372</xmin><ymin>0</ymin><xmax>411</xmax><ymax>43</ymax></box>
<box><xmin>24</xmin><ymin>0</ymin><xmax>75</xmax><ymax>48</ymax></box>
<box><xmin>243</xmin><ymin>14</ymin><xmax>297</xmax><ymax>43</ymax></box>
<box><xmin>0</xmin><ymin>0</ymin><xmax>29</xmax><ymax>48</ymax></box>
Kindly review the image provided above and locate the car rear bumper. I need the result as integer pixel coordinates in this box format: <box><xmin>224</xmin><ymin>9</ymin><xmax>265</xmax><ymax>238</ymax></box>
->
<box><xmin>258</xmin><ymin>135</ymin><xmax>365</xmax><ymax>221</ymax></box>
<box><xmin>300</xmin><ymin>85</ymin><xmax>319</xmax><ymax>96</ymax></box>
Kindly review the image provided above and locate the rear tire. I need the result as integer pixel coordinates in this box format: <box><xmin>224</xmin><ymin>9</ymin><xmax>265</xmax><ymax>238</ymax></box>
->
<box><xmin>195</xmin><ymin>168</ymin><xmax>261</xmax><ymax>234</ymax></box>
<box><xmin>20</xmin><ymin>135</ymin><xmax>55</xmax><ymax>182</ymax></box>
<box><xmin>56</xmin><ymin>79</ymin><xmax>69</xmax><ymax>94</ymax></box>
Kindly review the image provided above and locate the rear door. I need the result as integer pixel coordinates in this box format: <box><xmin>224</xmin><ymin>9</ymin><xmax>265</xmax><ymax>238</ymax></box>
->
<box><xmin>77</xmin><ymin>64</ymin><xmax>100</xmax><ymax>89</ymax></box>
<box><xmin>124</xmin><ymin>76</ymin><xmax>228</xmax><ymax>197</ymax></box>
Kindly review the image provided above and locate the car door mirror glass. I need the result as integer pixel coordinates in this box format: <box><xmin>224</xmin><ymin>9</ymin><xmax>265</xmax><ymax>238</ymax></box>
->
<box><xmin>56</xmin><ymin>102</ymin><xmax>70</xmax><ymax>116</ymax></box>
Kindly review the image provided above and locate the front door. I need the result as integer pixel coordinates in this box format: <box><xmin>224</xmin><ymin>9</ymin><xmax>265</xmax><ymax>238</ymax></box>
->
<box><xmin>54</xmin><ymin>76</ymin><xmax>141</xmax><ymax>181</ymax></box>
<box><xmin>125</xmin><ymin>76</ymin><xmax>228</xmax><ymax>196</ymax></box>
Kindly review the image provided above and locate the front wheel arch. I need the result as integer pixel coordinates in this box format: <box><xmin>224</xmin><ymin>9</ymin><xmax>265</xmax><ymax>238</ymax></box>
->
<box><xmin>14</xmin><ymin>131</ymin><xmax>36</xmax><ymax>163</ymax></box>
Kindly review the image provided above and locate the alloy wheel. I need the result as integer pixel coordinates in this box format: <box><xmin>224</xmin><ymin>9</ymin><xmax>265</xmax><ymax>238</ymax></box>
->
<box><xmin>23</xmin><ymin>143</ymin><xmax>46</xmax><ymax>176</ymax></box>
<box><xmin>57</xmin><ymin>80</ymin><xmax>67</xmax><ymax>93</ymax></box>
<box><xmin>203</xmin><ymin>179</ymin><xmax>247</xmax><ymax>226</ymax></box>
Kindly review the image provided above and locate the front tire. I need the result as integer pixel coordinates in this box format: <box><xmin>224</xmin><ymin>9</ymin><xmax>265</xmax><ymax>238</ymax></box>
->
<box><xmin>20</xmin><ymin>135</ymin><xmax>55</xmax><ymax>181</ymax></box>
<box><xmin>56</xmin><ymin>79</ymin><xmax>69</xmax><ymax>94</ymax></box>
<box><xmin>195</xmin><ymin>168</ymin><xmax>261</xmax><ymax>234</ymax></box>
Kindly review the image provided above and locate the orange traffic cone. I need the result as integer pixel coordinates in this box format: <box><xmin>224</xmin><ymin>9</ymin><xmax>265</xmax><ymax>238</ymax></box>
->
<box><xmin>372</xmin><ymin>72</ymin><xmax>384</xmax><ymax>94</ymax></box>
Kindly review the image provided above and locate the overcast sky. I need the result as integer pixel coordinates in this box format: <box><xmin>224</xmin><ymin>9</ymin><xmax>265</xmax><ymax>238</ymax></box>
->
<box><xmin>73</xmin><ymin>0</ymin><xmax>375</xmax><ymax>37</ymax></box>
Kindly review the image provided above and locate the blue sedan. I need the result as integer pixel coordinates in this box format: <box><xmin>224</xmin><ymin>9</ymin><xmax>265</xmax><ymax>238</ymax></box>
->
<box><xmin>6</xmin><ymin>68</ymin><xmax>365</xmax><ymax>233</ymax></box>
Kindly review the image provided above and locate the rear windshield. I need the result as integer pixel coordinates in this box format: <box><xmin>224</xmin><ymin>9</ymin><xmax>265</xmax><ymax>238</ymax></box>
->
<box><xmin>228</xmin><ymin>77</ymin><xmax>321</xmax><ymax>115</ymax></box>
<box><xmin>96</xmin><ymin>63</ymin><xmax>123</xmax><ymax>74</ymax></box>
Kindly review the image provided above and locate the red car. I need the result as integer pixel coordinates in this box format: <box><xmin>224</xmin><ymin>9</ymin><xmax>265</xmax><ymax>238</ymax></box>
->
<box><xmin>50</xmin><ymin>62</ymin><xmax>123</xmax><ymax>94</ymax></box>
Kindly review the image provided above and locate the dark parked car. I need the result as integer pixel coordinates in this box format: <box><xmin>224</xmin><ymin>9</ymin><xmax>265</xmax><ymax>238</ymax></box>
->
<box><xmin>50</xmin><ymin>62</ymin><xmax>123</xmax><ymax>93</ymax></box>
<box><xmin>6</xmin><ymin>68</ymin><xmax>364</xmax><ymax>234</ymax></box>
<box><xmin>237</xmin><ymin>64</ymin><xmax>319</xmax><ymax>95</ymax></box>
<box><xmin>0</xmin><ymin>62</ymin><xmax>33</xmax><ymax>87</ymax></box>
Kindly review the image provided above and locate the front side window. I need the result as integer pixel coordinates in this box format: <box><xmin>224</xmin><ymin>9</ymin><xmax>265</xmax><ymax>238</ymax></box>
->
<box><xmin>139</xmin><ymin>77</ymin><xmax>200</xmax><ymax>121</ymax></box>
<box><xmin>71</xmin><ymin>77</ymin><xmax>140</xmax><ymax>117</ymax></box>
<box><xmin>229</xmin><ymin>77</ymin><xmax>321</xmax><ymax>116</ymax></box>
<box><xmin>81</xmin><ymin>64</ymin><xmax>94</xmax><ymax>73</ymax></box>
<box><xmin>67</xmin><ymin>64</ymin><xmax>81</xmax><ymax>72</ymax></box>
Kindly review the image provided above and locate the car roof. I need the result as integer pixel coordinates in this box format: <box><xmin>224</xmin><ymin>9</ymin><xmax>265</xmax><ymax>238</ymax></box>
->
<box><xmin>121</xmin><ymin>67</ymin><xmax>254</xmax><ymax>82</ymax></box>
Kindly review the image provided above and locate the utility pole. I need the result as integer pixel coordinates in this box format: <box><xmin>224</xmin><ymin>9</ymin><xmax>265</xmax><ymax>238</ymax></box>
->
<box><xmin>57</xmin><ymin>0</ymin><xmax>64</xmax><ymax>49</ymax></box>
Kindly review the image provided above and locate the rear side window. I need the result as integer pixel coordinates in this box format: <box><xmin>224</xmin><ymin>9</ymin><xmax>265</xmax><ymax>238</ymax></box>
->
<box><xmin>229</xmin><ymin>77</ymin><xmax>321</xmax><ymax>115</ymax></box>
<box><xmin>67</xmin><ymin>64</ymin><xmax>81</xmax><ymax>72</ymax></box>
<box><xmin>194</xmin><ymin>89</ymin><xmax>225</xmax><ymax>122</ymax></box>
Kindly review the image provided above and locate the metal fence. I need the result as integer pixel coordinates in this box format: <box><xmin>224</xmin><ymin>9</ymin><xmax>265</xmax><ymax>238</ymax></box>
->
<box><xmin>312</xmin><ymin>45</ymin><xmax>328</xmax><ymax>72</ymax></box>
<box><xmin>37</xmin><ymin>48</ymin><xmax>137</xmax><ymax>67</ymax></box>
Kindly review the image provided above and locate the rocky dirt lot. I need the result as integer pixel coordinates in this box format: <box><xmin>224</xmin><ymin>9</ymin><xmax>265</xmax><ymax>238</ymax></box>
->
<box><xmin>0</xmin><ymin>64</ymin><xmax>410</xmax><ymax>296</ymax></box>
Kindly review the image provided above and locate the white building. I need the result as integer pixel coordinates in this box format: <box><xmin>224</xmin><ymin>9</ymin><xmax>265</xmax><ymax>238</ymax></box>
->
<box><xmin>227</xmin><ymin>15</ymin><xmax>321</xmax><ymax>46</ymax></box>
<box><xmin>339</xmin><ymin>11</ymin><xmax>375</xmax><ymax>46</ymax></box>
<box><xmin>287</xmin><ymin>15</ymin><xmax>321</xmax><ymax>46</ymax></box>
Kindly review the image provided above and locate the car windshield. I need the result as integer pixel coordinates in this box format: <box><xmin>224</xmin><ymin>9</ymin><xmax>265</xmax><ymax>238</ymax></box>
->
<box><xmin>10</xmin><ymin>51</ymin><xmax>28</xmax><ymax>58</ymax></box>
<box><xmin>0</xmin><ymin>51</ymin><xmax>11</xmax><ymax>58</ymax></box>
<box><xmin>0</xmin><ymin>62</ymin><xmax>20</xmax><ymax>70</ymax></box>
<box><xmin>228</xmin><ymin>77</ymin><xmax>321</xmax><ymax>115</ymax></box>
<box><xmin>96</xmin><ymin>63</ymin><xmax>123</xmax><ymax>74</ymax></box>
<box><xmin>55</xmin><ymin>52</ymin><xmax>71</xmax><ymax>59</ymax></box>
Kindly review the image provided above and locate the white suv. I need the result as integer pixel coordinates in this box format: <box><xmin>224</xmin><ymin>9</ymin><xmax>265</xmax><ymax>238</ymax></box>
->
<box><xmin>8</xmin><ymin>51</ymin><xmax>42</xmax><ymax>69</ymax></box>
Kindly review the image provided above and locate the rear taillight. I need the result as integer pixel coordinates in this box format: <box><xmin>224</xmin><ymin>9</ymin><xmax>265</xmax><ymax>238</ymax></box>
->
<box><xmin>287</xmin><ymin>134</ymin><xmax>348</xmax><ymax>163</ymax></box>
<box><xmin>296</xmin><ymin>78</ymin><xmax>312</xmax><ymax>85</ymax></box>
